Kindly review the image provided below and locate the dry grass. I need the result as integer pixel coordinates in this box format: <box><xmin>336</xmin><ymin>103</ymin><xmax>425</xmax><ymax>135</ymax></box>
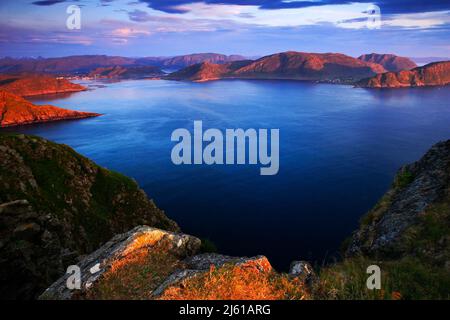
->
<box><xmin>158</xmin><ymin>258</ymin><xmax>308</xmax><ymax>300</ymax></box>
<box><xmin>85</xmin><ymin>237</ymin><xmax>182</xmax><ymax>300</ymax></box>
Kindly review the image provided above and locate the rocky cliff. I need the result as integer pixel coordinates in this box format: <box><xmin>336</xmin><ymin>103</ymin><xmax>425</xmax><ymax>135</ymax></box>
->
<box><xmin>356</xmin><ymin>61</ymin><xmax>450</xmax><ymax>88</ymax></box>
<box><xmin>167</xmin><ymin>51</ymin><xmax>386</xmax><ymax>82</ymax></box>
<box><xmin>358</xmin><ymin>53</ymin><xmax>417</xmax><ymax>72</ymax></box>
<box><xmin>0</xmin><ymin>134</ymin><xmax>178</xmax><ymax>299</ymax></box>
<box><xmin>0</xmin><ymin>91</ymin><xmax>99</xmax><ymax>127</ymax></box>
<box><xmin>0</xmin><ymin>75</ymin><xmax>86</xmax><ymax>97</ymax></box>
<box><xmin>347</xmin><ymin>140</ymin><xmax>450</xmax><ymax>260</ymax></box>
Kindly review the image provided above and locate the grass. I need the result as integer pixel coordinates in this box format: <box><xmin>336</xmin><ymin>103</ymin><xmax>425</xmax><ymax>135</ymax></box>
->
<box><xmin>0</xmin><ymin>133</ymin><xmax>176</xmax><ymax>253</ymax></box>
<box><xmin>394</xmin><ymin>168</ymin><xmax>415</xmax><ymax>189</ymax></box>
<box><xmin>158</xmin><ymin>258</ymin><xmax>308</xmax><ymax>300</ymax></box>
<box><xmin>85</xmin><ymin>237</ymin><xmax>183</xmax><ymax>300</ymax></box>
<box><xmin>313</xmin><ymin>256</ymin><xmax>450</xmax><ymax>300</ymax></box>
<box><xmin>315</xmin><ymin>189</ymin><xmax>450</xmax><ymax>300</ymax></box>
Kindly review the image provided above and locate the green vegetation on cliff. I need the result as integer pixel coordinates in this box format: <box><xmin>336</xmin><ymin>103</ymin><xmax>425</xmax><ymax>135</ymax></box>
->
<box><xmin>0</xmin><ymin>133</ymin><xmax>178</xmax><ymax>299</ymax></box>
<box><xmin>314</xmin><ymin>140</ymin><xmax>450</xmax><ymax>300</ymax></box>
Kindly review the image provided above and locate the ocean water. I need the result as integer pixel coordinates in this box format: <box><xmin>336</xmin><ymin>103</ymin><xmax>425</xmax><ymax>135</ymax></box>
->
<box><xmin>5</xmin><ymin>79</ymin><xmax>450</xmax><ymax>270</ymax></box>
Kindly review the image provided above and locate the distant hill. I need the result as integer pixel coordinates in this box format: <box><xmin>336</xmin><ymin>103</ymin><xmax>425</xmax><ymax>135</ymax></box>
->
<box><xmin>0</xmin><ymin>75</ymin><xmax>86</xmax><ymax>97</ymax></box>
<box><xmin>358</xmin><ymin>53</ymin><xmax>417</xmax><ymax>72</ymax></box>
<box><xmin>356</xmin><ymin>61</ymin><xmax>450</xmax><ymax>88</ymax></box>
<box><xmin>411</xmin><ymin>57</ymin><xmax>450</xmax><ymax>65</ymax></box>
<box><xmin>88</xmin><ymin>65</ymin><xmax>164</xmax><ymax>79</ymax></box>
<box><xmin>150</xmin><ymin>53</ymin><xmax>245</xmax><ymax>70</ymax></box>
<box><xmin>0</xmin><ymin>91</ymin><xmax>99</xmax><ymax>127</ymax></box>
<box><xmin>168</xmin><ymin>51</ymin><xmax>387</xmax><ymax>83</ymax></box>
<box><xmin>167</xmin><ymin>60</ymin><xmax>253</xmax><ymax>82</ymax></box>
<box><xmin>0</xmin><ymin>53</ymin><xmax>246</xmax><ymax>75</ymax></box>
<box><xmin>0</xmin><ymin>55</ymin><xmax>137</xmax><ymax>74</ymax></box>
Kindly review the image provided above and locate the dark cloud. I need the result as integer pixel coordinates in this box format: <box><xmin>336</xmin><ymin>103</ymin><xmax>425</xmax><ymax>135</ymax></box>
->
<box><xmin>32</xmin><ymin>0</ymin><xmax>66</xmax><ymax>5</ymax></box>
<box><xmin>29</xmin><ymin>0</ymin><xmax>450</xmax><ymax>15</ymax></box>
<box><xmin>136</xmin><ymin>0</ymin><xmax>450</xmax><ymax>15</ymax></box>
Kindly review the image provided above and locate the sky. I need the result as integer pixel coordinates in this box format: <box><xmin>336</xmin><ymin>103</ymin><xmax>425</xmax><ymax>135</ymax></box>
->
<box><xmin>0</xmin><ymin>0</ymin><xmax>449</xmax><ymax>58</ymax></box>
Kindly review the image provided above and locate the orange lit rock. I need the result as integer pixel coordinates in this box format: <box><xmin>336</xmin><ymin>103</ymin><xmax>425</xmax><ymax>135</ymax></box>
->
<box><xmin>0</xmin><ymin>90</ymin><xmax>100</xmax><ymax>127</ymax></box>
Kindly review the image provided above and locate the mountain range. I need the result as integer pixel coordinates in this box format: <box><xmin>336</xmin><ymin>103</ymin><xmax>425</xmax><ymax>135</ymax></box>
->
<box><xmin>166</xmin><ymin>52</ymin><xmax>411</xmax><ymax>83</ymax></box>
<box><xmin>0</xmin><ymin>53</ymin><xmax>245</xmax><ymax>75</ymax></box>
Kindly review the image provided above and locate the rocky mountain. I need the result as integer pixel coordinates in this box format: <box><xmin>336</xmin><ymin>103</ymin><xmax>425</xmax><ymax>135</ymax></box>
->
<box><xmin>356</xmin><ymin>61</ymin><xmax>450</xmax><ymax>88</ymax></box>
<box><xmin>358</xmin><ymin>53</ymin><xmax>417</xmax><ymax>72</ymax></box>
<box><xmin>167</xmin><ymin>52</ymin><xmax>387</xmax><ymax>82</ymax></box>
<box><xmin>0</xmin><ymin>75</ymin><xmax>86</xmax><ymax>97</ymax></box>
<box><xmin>87</xmin><ymin>65</ymin><xmax>164</xmax><ymax>79</ymax></box>
<box><xmin>0</xmin><ymin>91</ymin><xmax>99</xmax><ymax>127</ymax></box>
<box><xmin>0</xmin><ymin>134</ymin><xmax>179</xmax><ymax>299</ymax></box>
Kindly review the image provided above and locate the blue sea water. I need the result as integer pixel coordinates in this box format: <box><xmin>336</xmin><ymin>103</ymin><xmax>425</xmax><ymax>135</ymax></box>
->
<box><xmin>4</xmin><ymin>79</ymin><xmax>450</xmax><ymax>270</ymax></box>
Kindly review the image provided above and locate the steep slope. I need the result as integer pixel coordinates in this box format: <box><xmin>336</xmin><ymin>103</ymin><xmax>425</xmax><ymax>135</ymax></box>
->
<box><xmin>347</xmin><ymin>139</ymin><xmax>450</xmax><ymax>259</ymax></box>
<box><xmin>358</xmin><ymin>53</ymin><xmax>417</xmax><ymax>72</ymax></box>
<box><xmin>314</xmin><ymin>139</ymin><xmax>450</xmax><ymax>300</ymax></box>
<box><xmin>356</xmin><ymin>61</ymin><xmax>450</xmax><ymax>88</ymax></box>
<box><xmin>0</xmin><ymin>134</ymin><xmax>179</xmax><ymax>299</ymax></box>
<box><xmin>167</xmin><ymin>52</ymin><xmax>386</xmax><ymax>82</ymax></box>
<box><xmin>0</xmin><ymin>75</ymin><xmax>86</xmax><ymax>97</ymax></box>
<box><xmin>0</xmin><ymin>91</ymin><xmax>99</xmax><ymax>127</ymax></box>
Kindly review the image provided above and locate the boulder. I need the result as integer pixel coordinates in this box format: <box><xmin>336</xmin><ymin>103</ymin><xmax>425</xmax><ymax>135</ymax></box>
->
<box><xmin>40</xmin><ymin>226</ymin><xmax>201</xmax><ymax>300</ymax></box>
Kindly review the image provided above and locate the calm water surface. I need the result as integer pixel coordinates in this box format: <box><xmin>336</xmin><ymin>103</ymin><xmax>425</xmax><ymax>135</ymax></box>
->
<box><xmin>5</xmin><ymin>79</ymin><xmax>450</xmax><ymax>270</ymax></box>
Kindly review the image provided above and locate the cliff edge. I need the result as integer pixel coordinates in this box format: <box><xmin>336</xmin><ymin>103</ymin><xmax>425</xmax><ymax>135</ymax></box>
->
<box><xmin>0</xmin><ymin>134</ymin><xmax>178</xmax><ymax>299</ymax></box>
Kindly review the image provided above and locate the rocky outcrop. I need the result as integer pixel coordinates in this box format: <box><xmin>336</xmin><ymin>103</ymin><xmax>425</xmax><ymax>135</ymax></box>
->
<box><xmin>0</xmin><ymin>134</ymin><xmax>178</xmax><ymax>299</ymax></box>
<box><xmin>88</xmin><ymin>65</ymin><xmax>164</xmax><ymax>79</ymax></box>
<box><xmin>347</xmin><ymin>139</ymin><xmax>450</xmax><ymax>259</ymax></box>
<box><xmin>40</xmin><ymin>226</ymin><xmax>200</xmax><ymax>300</ymax></box>
<box><xmin>42</xmin><ymin>226</ymin><xmax>310</xmax><ymax>300</ymax></box>
<box><xmin>356</xmin><ymin>61</ymin><xmax>450</xmax><ymax>88</ymax></box>
<box><xmin>0</xmin><ymin>75</ymin><xmax>86</xmax><ymax>97</ymax></box>
<box><xmin>167</xmin><ymin>51</ymin><xmax>386</xmax><ymax>83</ymax></box>
<box><xmin>0</xmin><ymin>91</ymin><xmax>99</xmax><ymax>127</ymax></box>
<box><xmin>358</xmin><ymin>53</ymin><xmax>417</xmax><ymax>72</ymax></box>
